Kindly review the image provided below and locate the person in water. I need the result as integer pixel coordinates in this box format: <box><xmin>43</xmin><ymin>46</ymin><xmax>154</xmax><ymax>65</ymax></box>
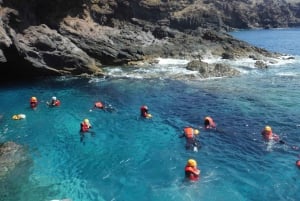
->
<box><xmin>80</xmin><ymin>118</ymin><xmax>92</xmax><ymax>133</ymax></box>
<box><xmin>80</xmin><ymin>118</ymin><xmax>93</xmax><ymax>143</ymax></box>
<box><xmin>12</xmin><ymin>114</ymin><xmax>26</xmax><ymax>120</ymax></box>
<box><xmin>179</xmin><ymin>127</ymin><xmax>200</xmax><ymax>151</ymax></box>
<box><xmin>261</xmin><ymin>126</ymin><xmax>279</xmax><ymax>141</ymax></box>
<box><xmin>90</xmin><ymin>101</ymin><xmax>115</xmax><ymax>112</ymax></box>
<box><xmin>140</xmin><ymin>105</ymin><xmax>152</xmax><ymax>118</ymax></box>
<box><xmin>47</xmin><ymin>96</ymin><xmax>60</xmax><ymax>107</ymax></box>
<box><xmin>185</xmin><ymin>159</ymin><xmax>200</xmax><ymax>181</ymax></box>
<box><xmin>30</xmin><ymin>96</ymin><xmax>38</xmax><ymax>109</ymax></box>
<box><xmin>204</xmin><ymin>116</ymin><xmax>216</xmax><ymax>129</ymax></box>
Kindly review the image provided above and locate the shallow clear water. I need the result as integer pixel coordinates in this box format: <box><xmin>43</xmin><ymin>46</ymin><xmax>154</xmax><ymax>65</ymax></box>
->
<box><xmin>1</xmin><ymin>28</ymin><xmax>300</xmax><ymax>201</ymax></box>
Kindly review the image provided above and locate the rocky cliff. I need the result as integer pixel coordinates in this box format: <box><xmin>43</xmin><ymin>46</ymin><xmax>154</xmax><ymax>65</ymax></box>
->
<box><xmin>1</xmin><ymin>0</ymin><xmax>300</xmax><ymax>80</ymax></box>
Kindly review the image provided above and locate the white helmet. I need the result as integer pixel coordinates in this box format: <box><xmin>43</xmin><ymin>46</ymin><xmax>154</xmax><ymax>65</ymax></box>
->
<box><xmin>52</xmin><ymin>96</ymin><xmax>57</xmax><ymax>100</ymax></box>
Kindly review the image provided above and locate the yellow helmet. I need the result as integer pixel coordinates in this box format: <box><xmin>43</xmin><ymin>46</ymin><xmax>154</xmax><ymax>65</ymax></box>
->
<box><xmin>264</xmin><ymin>126</ymin><xmax>272</xmax><ymax>132</ymax></box>
<box><xmin>84</xmin><ymin>119</ymin><xmax>89</xmax><ymax>123</ymax></box>
<box><xmin>187</xmin><ymin>159</ymin><xmax>197</xmax><ymax>167</ymax></box>
<box><xmin>194</xmin><ymin>129</ymin><xmax>199</xmax><ymax>135</ymax></box>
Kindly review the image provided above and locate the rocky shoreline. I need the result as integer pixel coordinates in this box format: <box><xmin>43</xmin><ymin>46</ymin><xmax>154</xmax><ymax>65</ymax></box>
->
<box><xmin>1</xmin><ymin>0</ymin><xmax>300</xmax><ymax>80</ymax></box>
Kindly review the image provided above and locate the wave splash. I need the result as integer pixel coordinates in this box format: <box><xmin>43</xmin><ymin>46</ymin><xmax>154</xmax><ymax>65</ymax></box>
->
<box><xmin>102</xmin><ymin>56</ymin><xmax>300</xmax><ymax>80</ymax></box>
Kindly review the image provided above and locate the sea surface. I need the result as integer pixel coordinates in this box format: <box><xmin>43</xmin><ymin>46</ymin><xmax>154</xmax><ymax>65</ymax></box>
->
<box><xmin>1</xmin><ymin>28</ymin><xmax>300</xmax><ymax>201</ymax></box>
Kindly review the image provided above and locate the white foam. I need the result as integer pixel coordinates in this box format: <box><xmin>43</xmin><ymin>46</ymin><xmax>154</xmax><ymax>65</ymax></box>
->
<box><xmin>101</xmin><ymin>55</ymin><xmax>300</xmax><ymax>80</ymax></box>
<box><xmin>156</xmin><ymin>57</ymin><xmax>190</xmax><ymax>65</ymax></box>
<box><xmin>276</xmin><ymin>72</ymin><xmax>300</xmax><ymax>77</ymax></box>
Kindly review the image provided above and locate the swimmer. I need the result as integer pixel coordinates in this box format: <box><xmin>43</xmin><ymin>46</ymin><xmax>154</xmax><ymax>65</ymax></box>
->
<box><xmin>91</xmin><ymin>101</ymin><xmax>115</xmax><ymax>112</ymax></box>
<box><xmin>204</xmin><ymin>116</ymin><xmax>216</xmax><ymax>129</ymax></box>
<box><xmin>80</xmin><ymin>118</ymin><xmax>92</xmax><ymax>133</ymax></box>
<box><xmin>261</xmin><ymin>126</ymin><xmax>279</xmax><ymax>141</ymax></box>
<box><xmin>185</xmin><ymin>159</ymin><xmax>200</xmax><ymax>181</ymax></box>
<box><xmin>30</xmin><ymin>96</ymin><xmax>38</xmax><ymax>109</ymax></box>
<box><xmin>47</xmin><ymin>96</ymin><xmax>60</xmax><ymax>107</ymax></box>
<box><xmin>80</xmin><ymin>118</ymin><xmax>94</xmax><ymax>143</ymax></box>
<box><xmin>140</xmin><ymin>105</ymin><xmax>152</xmax><ymax>119</ymax></box>
<box><xmin>179</xmin><ymin>127</ymin><xmax>200</xmax><ymax>151</ymax></box>
<box><xmin>12</xmin><ymin>114</ymin><xmax>26</xmax><ymax>120</ymax></box>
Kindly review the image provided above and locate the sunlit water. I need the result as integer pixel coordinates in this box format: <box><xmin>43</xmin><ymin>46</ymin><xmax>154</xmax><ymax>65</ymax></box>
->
<box><xmin>1</xmin><ymin>28</ymin><xmax>300</xmax><ymax>201</ymax></box>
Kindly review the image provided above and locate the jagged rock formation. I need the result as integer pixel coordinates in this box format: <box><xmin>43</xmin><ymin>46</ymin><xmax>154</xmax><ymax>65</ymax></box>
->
<box><xmin>1</xmin><ymin>0</ymin><xmax>300</xmax><ymax>80</ymax></box>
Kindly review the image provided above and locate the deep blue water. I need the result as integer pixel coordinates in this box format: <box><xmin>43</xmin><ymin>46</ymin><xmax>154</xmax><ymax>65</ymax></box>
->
<box><xmin>1</xmin><ymin>28</ymin><xmax>300</xmax><ymax>201</ymax></box>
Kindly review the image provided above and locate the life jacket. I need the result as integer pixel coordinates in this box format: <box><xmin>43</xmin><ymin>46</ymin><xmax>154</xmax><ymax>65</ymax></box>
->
<box><xmin>30</xmin><ymin>101</ymin><xmax>38</xmax><ymax>108</ymax></box>
<box><xmin>140</xmin><ymin>106</ymin><xmax>148</xmax><ymax>117</ymax></box>
<box><xmin>204</xmin><ymin>117</ymin><xmax>215</xmax><ymax>128</ymax></box>
<box><xmin>52</xmin><ymin>100</ymin><xmax>60</xmax><ymax>106</ymax></box>
<box><xmin>184</xmin><ymin>127</ymin><xmax>194</xmax><ymax>138</ymax></box>
<box><xmin>262</xmin><ymin>130</ymin><xmax>272</xmax><ymax>139</ymax></box>
<box><xmin>95</xmin><ymin>102</ymin><xmax>104</xmax><ymax>109</ymax></box>
<box><xmin>262</xmin><ymin>130</ymin><xmax>279</xmax><ymax>141</ymax></box>
<box><xmin>80</xmin><ymin>122</ymin><xmax>90</xmax><ymax>132</ymax></box>
<box><xmin>185</xmin><ymin>166</ymin><xmax>200</xmax><ymax>181</ymax></box>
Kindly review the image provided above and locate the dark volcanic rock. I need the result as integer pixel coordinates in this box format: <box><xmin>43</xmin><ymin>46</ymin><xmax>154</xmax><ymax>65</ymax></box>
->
<box><xmin>0</xmin><ymin>0</ymin><xmax>299</xmax><ymax>78</ymax></box>
<box><xmin>16</xmin><ymin>24</ymin><xmax>102</xmax><ymax>76</ymax></box>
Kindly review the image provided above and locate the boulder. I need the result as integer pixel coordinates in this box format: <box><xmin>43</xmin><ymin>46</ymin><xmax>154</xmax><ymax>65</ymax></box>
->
<box><xmin>187</xmin><ymin>60</ymin><xmax>240</xmax><ymax>78</ymax></box>
<box><xmin>16</xmin><ymin>24</ymin><xmax>102</xmax><ymax>76</ymax></box>
<box><xmin>255</xmin><ymin>60</ymin><xmax>268</xmax><ymax>68</ymax></box>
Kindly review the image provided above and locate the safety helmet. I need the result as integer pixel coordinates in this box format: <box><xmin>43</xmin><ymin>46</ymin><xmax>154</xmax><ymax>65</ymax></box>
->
<box><xmin>194</xmin><ymin>129</ymin><xmax>199</xmax><ymax>135</ymax></box>
<box><xmin>187</xmin><ymin>159</ymin><xmax>197</xmax><ymax>167</ymax></box>
<box><xmin>31</xmin><ymin>97</ymin><xmax>37</xmax><ymax>101</ymax></box>
<box><xmin>144</xmin><ymin>105</ymin><xmax>148</xmax><ymax>110</ymax></box>
<box><xmin>264</xmin><ymin>126</ymin><xmax>272</xmax><ymax>132</ymax></box>
<box><xmin>52</xmin><ymin>96</ymin><xmax>57</xmax><ymax>100</ymax></box>
<box><xmin>84</xmin><ymin>119</ymin><xmax>89</xmax><ymax>123</ymax></box>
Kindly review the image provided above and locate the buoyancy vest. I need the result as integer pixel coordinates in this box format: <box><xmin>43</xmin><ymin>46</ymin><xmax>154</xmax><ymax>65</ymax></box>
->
<box><xmin>81</xmin><ymin>122</ymin><xmax>90</xmax><ymax>132</ymax></box>
<box><xmin>140</xmin><ymin>106</ymin><xmax>148</xmax><ymax>117</ymax></box>
<box><xmin>205</xmin><ymin>117</ymin><xmax>215</xmax><ymax>128</ymax></box>
<box><xmin>95</xmin><ymin>102</ymin><xmax>103</xmax><ymax>109</ymax></box>
<box><xmin>53</xmin><ymin>100</ymin><xmax>60</xmax><ymax>106</ymax></box>
<box><xmin>185</xmin><ymin>166</ymin><xmax>200</xmax><ymax>181</ymax></box>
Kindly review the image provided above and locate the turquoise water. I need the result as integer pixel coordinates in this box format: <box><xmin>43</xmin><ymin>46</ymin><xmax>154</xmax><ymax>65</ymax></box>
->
<box><xmin>1</xmin><ymin>28</ymin><xmax>300</xmax><ymax>201</ymax></box>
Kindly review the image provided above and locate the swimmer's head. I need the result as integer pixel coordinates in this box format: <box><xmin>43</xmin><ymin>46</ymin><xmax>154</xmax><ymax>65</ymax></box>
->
<box><xmin>264</xmin><ymin>126</ymin><xmax>272</xmax><ymax>132</ymax></box>
<box><xmin>52</xmin><ymin>96</ymin><xmax>57</xmax><ymax>100</ymax></box>
<box><xmin>187</xmin><ymin>159</ymin><xmax>197</xmax><ymax>167</ymax></box>
<box><xmin>194</xmin><ymin>129</ymin><xmax>199</xmax><ymax>135</ymax></box>
<box><xmin>31</xmin><ymin>97</ymin><xmax>37</xmax><ymax>101</ymax></box>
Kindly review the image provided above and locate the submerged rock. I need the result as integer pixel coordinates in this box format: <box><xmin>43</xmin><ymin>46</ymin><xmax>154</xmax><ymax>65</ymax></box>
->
<box><xmin>0</xmin><ymin>141</ymin><xmax>29</xmax><ymax>179</ymax></box>
<box><xmin>187</xmin><ymin>60</ymin><xmax>240</xmax><ymax>78</ymax></box>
